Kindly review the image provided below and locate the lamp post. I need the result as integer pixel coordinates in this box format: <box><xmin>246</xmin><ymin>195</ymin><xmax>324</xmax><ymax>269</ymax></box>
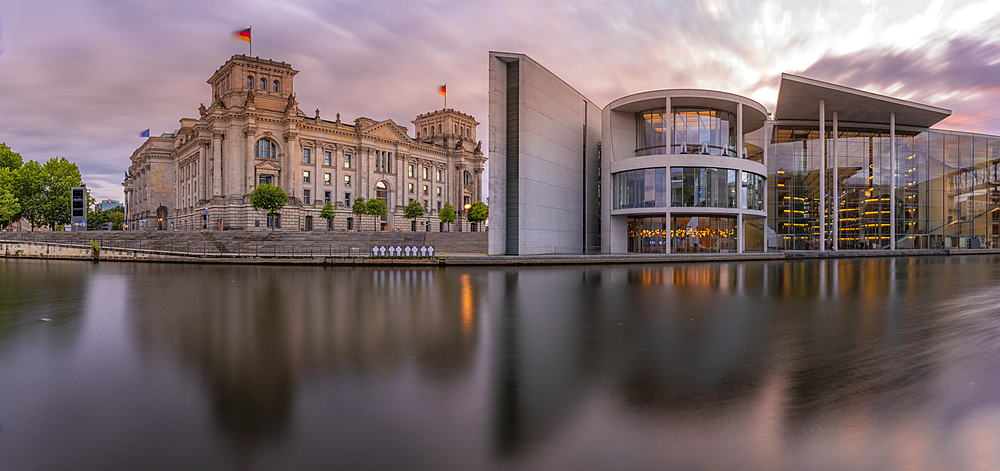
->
<box><xmin>464</xmin><ymin>203</ymin><xmax>471</xmax><ymax>232</ymax></box>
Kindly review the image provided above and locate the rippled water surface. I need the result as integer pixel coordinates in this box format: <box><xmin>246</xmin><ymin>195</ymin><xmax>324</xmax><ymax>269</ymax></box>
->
<box><xmin>4</xmin><ymin>257</ymin><xmax>1000</xmax><ymax>470</ymax></box>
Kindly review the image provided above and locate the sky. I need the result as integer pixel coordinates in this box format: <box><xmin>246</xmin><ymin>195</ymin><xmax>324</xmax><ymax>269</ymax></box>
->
<box><xmin>1</xmin><ymin>0</ymin><xmax>999</xmax><ymax>201</ymax></box>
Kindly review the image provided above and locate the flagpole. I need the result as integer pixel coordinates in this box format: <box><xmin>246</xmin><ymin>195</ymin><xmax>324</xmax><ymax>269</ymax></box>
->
<box><xmin>249</xmin><ymin>26</ymin><xmax>252</xmax><ymax>57</ymax></box>
<box><xmin>444</xmin><ymin>83</ymin><xmax>447</xmax><ymax>109</ymax></box>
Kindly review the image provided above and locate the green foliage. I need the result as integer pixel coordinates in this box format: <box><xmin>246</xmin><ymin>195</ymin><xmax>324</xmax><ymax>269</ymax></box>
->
<box><xmin>439</xmin><ymin>202</ymin><xmax>456</xmax><ymax>231</ymax></box>
<box><xmin>351</xmin><ymin>197</ymin><xmax>366</xmax><ymax>216</ymax></box>
<box><xmin>0</xmin><ymin>143</ymin><xmax>22</xmax><ymax>170</ymax></box>
<box><xmin>0</xmin><ymin>190</ymin><xmax>20</xmax><ymax>229</ymax></box>
<box><xmin>88</xmin><ymin>206</ymin><xmax>124</xmax><ymax>230</ymax></box>
<box><xmin>467</xmin><ymin>201</ymin><xmax>488</xmax><ymax>225</ymax></box>
<box><xmin>89</xmin><ymin>241</ymin><xmax>100</xmax><ymax>260</ymax></box>
<box><xmin>40</xmin><ymin>157</ymin><xmax>83</xmax><ymax>230</ymax></box>
<box><xmin>249</xmin><ymin>184</ymin><xmax>288</xmax><ymax>230</ymax></box>
<box><xmin>403</xmin><ymin>200</ymin><xmax>424</xmax><ymax>220</ymax></box>
<box><xmin>249</xmin><ymin>183</ymin><xmax>288</xmax><ymax>213</ymax></box>
<box><xmin>319</xmin><ymin>201</ymin><xmax>336</xmax><ymax>223</ymax></box>
<box><xmin>366</xmin><ymin>198</ymin><xmax>387</xmax><ymax>230</ymax></box>
<box><xmin>14</xmin><ymin>161</ymin><xmax>44</xmax><ymax>230</ymax></box>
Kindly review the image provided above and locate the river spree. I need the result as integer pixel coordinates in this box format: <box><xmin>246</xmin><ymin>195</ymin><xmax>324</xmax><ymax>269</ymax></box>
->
<box><xmin>3</xmin><ymin>257</ymin><xmax>1000</xmax><ymax>470</ymax></box>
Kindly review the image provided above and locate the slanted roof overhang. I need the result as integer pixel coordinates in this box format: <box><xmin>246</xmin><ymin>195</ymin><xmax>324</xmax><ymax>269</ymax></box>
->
<box><xmin>774</xmin><ymin>73</ymin><xmax>951</xmax><ymax>128</ymax></box>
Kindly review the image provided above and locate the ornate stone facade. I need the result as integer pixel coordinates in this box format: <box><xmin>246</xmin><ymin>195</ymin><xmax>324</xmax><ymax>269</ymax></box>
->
<box><xmin>123</xmin><ymin>54</ymin><xmax>485</xmax><ymax>231</ymax></box>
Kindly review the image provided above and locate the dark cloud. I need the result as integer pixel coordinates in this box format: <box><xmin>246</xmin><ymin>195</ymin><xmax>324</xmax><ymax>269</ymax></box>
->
<box><xmin>793</xmin><ymin>35</ymin><xmax>1000</xmax><ymax>133</ymax></box>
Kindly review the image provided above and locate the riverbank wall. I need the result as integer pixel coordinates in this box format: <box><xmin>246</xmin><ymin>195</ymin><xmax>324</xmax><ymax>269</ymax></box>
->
<box><xmin>3</xmin><ymin>232</ymin><xmax>1000</xmax><ymax>266</ymax></box>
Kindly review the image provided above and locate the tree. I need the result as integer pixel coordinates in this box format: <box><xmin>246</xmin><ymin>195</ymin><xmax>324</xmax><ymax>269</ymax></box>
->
<box><xmin>366</xmin><ymin>198</ymin><xmax>387</xmax><ymax>231</ymax></box>
<box><xmin>352</xmin><ymin>196</ymin><xmax>367</xmax><ymax>230</ymax></box>
<box><xmin>0</xmin><ymin>190</ymin><xmax>20</xmax><ymax>229</ymax></box>
<box><xmin>15</xmin><ymin>161</ymin><xmax>44</xmax><ymax>230</ymax></box>
<box><xmin>439</xmin><ymin>202</ymin><xmax>456</xmax><ymax>232</ymax></box>
<box><xmin>319</xmin><ymin>201</ymin><xmax>336</xmax><ymax>230</ymax></box>
<box><xmin>249</xmin><ymin>183</ymin><xmax>288</xmax><ymax>230</ymax></box>
<box><xmin>87</xmin><ymin>206</ymin><xmax>125</xmax><ymax>230</ymax></box>
<box><xmin>0</xmin><ymin>143</ymin><xmax>22</xmax><ymax>171</ymax></box>
<box><xmin>403</xmin><ymin>200</ymin><xmax>424</xmax><ymax>231</ymax></box>
<box><xmin>467</xmin><ymin>200</ymin><xmax>488</xmax><ymax>231</ymax></box>
<box><xmin>40</xmin><ymin>157</ymin><xmax>83</xmax><ymax>230</ymax></box>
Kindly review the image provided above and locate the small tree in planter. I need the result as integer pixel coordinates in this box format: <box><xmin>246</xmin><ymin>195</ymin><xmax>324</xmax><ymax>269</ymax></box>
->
<box><xmin>249</xmin><ymin>183</ymin><xmax>288</xmax><ymax>231</ymax></box>
<box><xmin>467</xmin><ymin>201</ymin><xmax>488</xmax><ymax>231</ymax></box>
<box><xmin>366</xmin><ymin>198</ymin><xmax>387</xmax><ymax>231</ymax></box>
<box><xmin>352</xmin><ymin>196</ymin><xmax>367</xmax><ymax>230</ymax></box>
<box><xmin>403</xmin><ymin>200</ymin><xmax>424</xmax><ymax>231</ymax></box>
<box><xmin>319</xmin><ymin>201</ymin><xmax>336</xmax><ymax>230</ymax></box>
<box><xmin>439</xmin><ymin>202</ymin><xmax>456</xmax><ymax>232</ymax></box>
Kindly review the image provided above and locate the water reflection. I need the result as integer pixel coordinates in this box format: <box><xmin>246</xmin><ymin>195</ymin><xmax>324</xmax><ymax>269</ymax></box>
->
<box><xmin>3</xmin><ymin>257</ymin><xmax>1000</xmax><ymax>469</ymax></box>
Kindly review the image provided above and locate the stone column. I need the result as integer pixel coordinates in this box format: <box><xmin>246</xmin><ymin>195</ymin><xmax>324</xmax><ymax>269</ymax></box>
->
<box><xmin>763</xmin><ymin>124</ymin><xmax>769</xmax><ymax>253</ymax></box>
<box><xmin>819</xmin><ymin>99</ymin><xmax>826</xmax><ymax>252</ymax></box>
<box><xmin>212</xmin><ymin>132</ymin><xmax>223</xmax><ymax>197</ymax></box>
<box><xmin>285</xmin><ymin>131</ymin><xmax>299</xmax><ymax>202</ymax></box>
<box><xmin>890</xmin><ymin>111</ymin><xmax>896</xmax><ymax>250</ymax></box>
<box><xmin>832</xmin><ymin>111</ymin><xmax>839</xmax><ymax>250</ymax></box>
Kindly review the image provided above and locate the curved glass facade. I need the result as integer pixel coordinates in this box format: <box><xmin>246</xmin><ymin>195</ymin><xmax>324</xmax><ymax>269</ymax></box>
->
<box><xmin>769</xmin><ymin>125</ymin><xmax>1000</xmax><ymax>250</ymax></box>
<box><xmin>670</xmin><ymin>167</ymin><xmax>737</xmax><ymax>208</ymax></box>
<box><xmin>743</xmin><ymin>171</ymin><xmax>765</xmax><ymax>211</ymax></box>
<box><xmin>672</xmin><ymin>215</ymin><xmax>737</xmax><ymax>253</ymax></box>
<box><xmin>637</xmin><ymin>108</ymin><xmax>737</xmax><ymax>157</ymax></box>
<box><xmin>613</xmin><ymin>168</ymin><xmax>667</xmax><ymax>209</ymax></box>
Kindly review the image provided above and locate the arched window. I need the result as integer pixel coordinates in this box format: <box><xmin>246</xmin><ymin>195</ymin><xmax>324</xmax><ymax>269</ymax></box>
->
<box><xmin>375</xmin><ymin>181</ymin><xmax>388</xmax><ymax>203</ymax></box>
<box><xmin>423</xmin><ymin>127</ymin><xmax>427</xmax><ymax>137</ymax></box>
<box><xmin>255</xmin><ymin>139</ymin><xmax>276</xmax><ymax>159</ymax></box>
<box><xmin>438</xmin><ymin>124</ymin><xmax>442</xmax><ymax>134</ymax></box>
<box><xmin>259</xmin><ymin>78</ymin><xmax>266</xmax><ymax>90</ymax></box>
<box><xmin>272</xmin><ymin>80</ymin><xmax>279</xmax><ymax>92</ymax></box>
<box><xmin>247</xmin><ymin>75</ymin><xmax>253</xmax><ymax>88</ymax></box>
<box><xmin>464</xmin><ymin>171</ymin><xmax>471</xmax><ymax>186</ymax></box>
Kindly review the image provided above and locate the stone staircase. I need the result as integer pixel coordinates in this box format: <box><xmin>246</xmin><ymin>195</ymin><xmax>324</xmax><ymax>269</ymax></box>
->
<box><xmin>0</xmin><ymin>230</ymin><xmax>488</xmax><ymax>256</ymax></box>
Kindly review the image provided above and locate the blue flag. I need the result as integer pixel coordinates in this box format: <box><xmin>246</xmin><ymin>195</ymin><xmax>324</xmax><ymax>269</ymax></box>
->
<box><xmin>140</xmin><ymin>129</ymin><xmax>150</xmax><ymax>138</ymax></box>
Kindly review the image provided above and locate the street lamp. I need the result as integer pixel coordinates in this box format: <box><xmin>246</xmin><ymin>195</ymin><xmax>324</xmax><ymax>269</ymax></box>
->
<box><xmin>464</xmin><ymin>203</ymin><xmax>471</xmax><ymax>232</ymax></box>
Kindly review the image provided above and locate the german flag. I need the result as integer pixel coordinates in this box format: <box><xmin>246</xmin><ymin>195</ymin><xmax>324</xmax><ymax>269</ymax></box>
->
<box><xmin>233</xmin><ymin>28</ymin><xmax>251</xmax><ymax>43</ymax></box>
<box><xmin>439</xmin><ymin>84</ymin><xmax>446</xmax><ymax>96</ymax></box>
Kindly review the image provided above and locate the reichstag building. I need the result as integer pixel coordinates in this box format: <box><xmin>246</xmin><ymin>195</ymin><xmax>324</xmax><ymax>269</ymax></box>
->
<box><xmin>124</xmin><ymin>54</ymin><xmax>485</xmax><ymax>231</ymax></box>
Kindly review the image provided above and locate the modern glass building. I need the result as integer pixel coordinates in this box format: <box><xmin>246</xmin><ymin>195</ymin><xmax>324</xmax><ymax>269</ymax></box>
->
<box><xmin>767</xmin><ymin>74</ymin><xmax>1000</xmax><ymax>251</ymax></box>
<box><xmin>602</xmin><ymin>90</ymin><xmax>768</xmax><ymax>254</ymax></box>
<box><xmin>489</xmin><ymin>52</ymin><xmax>1000</xmax><ymax>255</ymax></box>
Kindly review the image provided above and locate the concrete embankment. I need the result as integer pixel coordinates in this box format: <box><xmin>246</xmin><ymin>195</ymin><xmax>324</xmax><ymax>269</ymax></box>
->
<box><xmin>3</xmin><ymin>232</ymin><xmax>1000</xmax><ymax>266</ymax></box>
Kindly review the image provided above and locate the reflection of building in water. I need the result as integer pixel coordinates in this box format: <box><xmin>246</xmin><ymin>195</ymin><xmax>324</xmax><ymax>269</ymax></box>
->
<box><xmin>126</xmin><ymin>265</ymin><xmax>480</xmax><ymax>452</ymax></box>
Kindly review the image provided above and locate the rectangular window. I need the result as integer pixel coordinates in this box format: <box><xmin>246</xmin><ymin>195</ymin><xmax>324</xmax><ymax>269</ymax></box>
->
<box><xmin>423</xmin><ymin>167</ymin><xmax>429</xmax><ymax>179</ymax></box>
<box><xmin>303</xmin><ymin>171</ymin><xmax>310</xmax><ymax>183</ymax></box>
<box><xmin>347</xmin><ymin>217</ymin><xmax>353</xmax><ymax>230</ymax></box>
<box><xmin>259</xmin><ymin>175</ymin><xmax>273</xmax><ymax>186</ymax></box>
<box><xmin>408</xmin><ymin>164</ymin><xmax>415</xmax><ymax>177</ymax></box>
<box><xmin>303</xmin><ymin>149</ymin><xmax>311</xmax><ymax>164</ymax></box>
<box><xmin>437</xmin><ymin>201</ymin><xmax>441</xmax><ymax>210</ymax></box>
<box><xmin>345</xmin><ymin>154</ymin><xmax>352</xmax><ymax>168</ymax></box>
<box><xmin>303</xmin><ymin>189</ymin><xmax>311</xmax><ymax>205</ymax></box>
<box><xmin>436</xmin><ymin>187</ymin><xmax>442</xmax><ymax>196</ymax></box>
<box><xmin>408</xmin><ymin>183</ymin><xmax>414</xmax><ymax>193</ymax></box>
<box><xmin>423</xmin><ymin>185</ymin><xmax>428</xmax><ymax>195</ymax></box>
<box><xmin>344</xmin><ymin>175</ymin><xmax>351</xmax><ymax>187</ymax></box>
<box><xmin>324</xmin><ymin>191</ymin><xmax>331</xmax><ymax>204</ymax></box>
<box><xmin>423</xmin><ymin>200</ymin><xmax>428</xmax><ymax>209</ymax></box>
<box><xmin>437</xmin><ymin>169</ymin><xmax>442</xmax><ymax>181</ymax></box>
<box><xmin>345</xmin><ymin>193</ymin><xmax>351</xmax><ymax>207</ymax></box>
<box><xmin>324</xmin><ymin>173</ymin><xmax>331</xmax><ymax>185</ymax></box>
<box><xmin>324</xmin><ymin>151</ymin><xmax>332</xmax><ymax>166</ymax></box>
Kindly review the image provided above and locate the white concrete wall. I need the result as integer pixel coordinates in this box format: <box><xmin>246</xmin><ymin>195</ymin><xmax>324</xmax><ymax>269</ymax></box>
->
<box><xmin>489</xmin><ymin>52</ymin><xmax>600</xmax><ymax>255</ymax></box>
